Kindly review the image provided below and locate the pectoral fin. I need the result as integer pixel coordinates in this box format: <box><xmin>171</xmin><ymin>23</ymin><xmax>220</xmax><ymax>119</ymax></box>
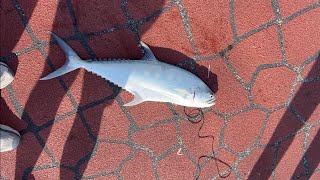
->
<box><xmin>123</xmin><ymin>88</ymin><xmax>179</xmax><ymax>106</ymax></box>
<box><xmin>123</xmin><ymin>92</ymin><xmax>144</xmax><ymax>106</ymax></box>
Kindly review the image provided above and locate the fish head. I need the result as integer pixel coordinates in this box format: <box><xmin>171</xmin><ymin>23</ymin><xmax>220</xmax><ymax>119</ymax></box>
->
<box><xmin>192</xmin><ymin>87</ymin><xmax>216</xmax><ymax>107</ymax></box>
<box><xmin>174</xmin><ymin>83</ymin><xmax>216</xmax><ymax>108</ymax></box>
<box><xmin>180</xmin><ymin>85</ymin><xmax>215</xmax><ymax>108</ymax></box>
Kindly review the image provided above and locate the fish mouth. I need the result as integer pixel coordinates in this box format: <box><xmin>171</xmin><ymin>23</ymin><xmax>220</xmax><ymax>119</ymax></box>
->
<box><xmin>206</xmin><ymin>98</ymin><xmax>216</xmax><ymax>104</ymax></box>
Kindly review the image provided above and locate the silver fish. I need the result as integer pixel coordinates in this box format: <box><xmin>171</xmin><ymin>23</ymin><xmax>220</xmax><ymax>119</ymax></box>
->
<box><xmin>41</xmin><ymin>32</ymin><xmax>216</xmax><ymax>108</ymax></box>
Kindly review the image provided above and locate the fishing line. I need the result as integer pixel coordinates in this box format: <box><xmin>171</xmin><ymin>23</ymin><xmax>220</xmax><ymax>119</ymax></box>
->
<box><xmin>184</xmin><ymin>107</ymin><xmax>231</xmax><ymax>180</ymax></box>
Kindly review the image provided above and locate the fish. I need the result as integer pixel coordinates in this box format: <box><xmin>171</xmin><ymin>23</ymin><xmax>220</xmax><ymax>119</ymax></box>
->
<box><xmin>40</xmin><ymin>32</ymin><xmax>216</xmax><ymax>108</ymax></box>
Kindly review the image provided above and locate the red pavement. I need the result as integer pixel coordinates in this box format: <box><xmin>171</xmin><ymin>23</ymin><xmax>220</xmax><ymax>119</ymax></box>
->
<box><xmin>1</xmin><ymin>0</ymin><xmax>320</xmax><ymax>179</ymax></box>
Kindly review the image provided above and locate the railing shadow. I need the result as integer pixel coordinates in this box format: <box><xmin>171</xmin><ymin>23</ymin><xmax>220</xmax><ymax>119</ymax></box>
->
<box><xmin>248</xmin><ymin>54</ymin><xmax>320</xmax><ymax>179</ymax></box>
<box><xmin>1</xmin><ymin>0</ymin><xmax>218</xmax><ymax>179</ymax></box>
<box><xmin>0</xmin><ymin>0</ymin><xmax>171</xmax><ymax>179</ymax></box>
<box><xmin>1</xmin><ymin>1</ymin><xmax>221</xmax><ymax>179</ymax></box>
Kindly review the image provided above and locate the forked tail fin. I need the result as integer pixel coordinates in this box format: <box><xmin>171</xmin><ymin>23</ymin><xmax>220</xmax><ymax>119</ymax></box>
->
<box><xmin>40</xmin><ymin>32</ymin><xmax>83</xmax><ymax>80</ymax></box>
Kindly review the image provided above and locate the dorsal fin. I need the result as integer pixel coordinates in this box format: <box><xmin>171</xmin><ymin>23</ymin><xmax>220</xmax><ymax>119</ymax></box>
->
<box><xmin>140</xmin><ymin>41</ymin><xmax>157</xmax><ymax>61</ymax></box>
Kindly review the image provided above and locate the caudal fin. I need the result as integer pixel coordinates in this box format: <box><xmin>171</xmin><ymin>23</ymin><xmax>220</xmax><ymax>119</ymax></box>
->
<box><xmin>40</xmin><ymin>32</ymin><xmax>83</xmax><ymax>80</ymax></box>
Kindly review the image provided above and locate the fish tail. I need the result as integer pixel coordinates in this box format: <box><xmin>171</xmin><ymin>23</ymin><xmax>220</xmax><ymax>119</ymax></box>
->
<box><xmin>40</xmin><ymin>32</ymin><xmax>83</xmax><ymax>80</ymax></box>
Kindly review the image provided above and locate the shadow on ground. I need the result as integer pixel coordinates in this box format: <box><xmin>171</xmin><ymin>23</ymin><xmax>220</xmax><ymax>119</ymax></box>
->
<box><xmin>248</xmin><ymin>55</ymin><xmax>320</xmax><ymax>179</ymax></box>
<box><xmin>1</xmin><ymin>0</ymin><xmax>218</xmax><ymax>179</ymax></box>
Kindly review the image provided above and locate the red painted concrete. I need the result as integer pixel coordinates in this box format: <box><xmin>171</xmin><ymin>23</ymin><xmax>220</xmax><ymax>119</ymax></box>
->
<box><xmin>275</xmin><ymin>133</ymin><xmax>305</xmax><ymax>179</ymax></box>
<box><xmin>28</xmin><ymin>168</ymin><xmax>74</xmax><ymax>180</ymax></box>
<box><xmin>260</xmin><ymin>108</ymin><xmax>304</xmax><ymax>145</ymax></box>
<box><xmin>1</xmin><ymin>1</ymin><xmax>33</xmax><ymax>55</ymax></box>
<box><xmin>133</xmin><ymin>123</ymin><xmax>177</xmax><ymax>156</ymax></box>
<box><xmin>199</xmin><ymin>149</ymin><xmax>238</xmax><ymax>179</ymax></box>
<box><xmin>302</xmin><ymin>60</ymin><xmax>320</xmax><ymax>79</ymax></box>
<box><xmin>79</xmin><ymin>143</ymin><xmax>132</xmax><ymax>176</ymax></box>
<box><xmin>74</xmin><ymin>1</ymin><xmax>127</xmax><ymax>33</ymax></box>
<box><xmin>237</xmin><ymin>148</ymin><xmax>274</xmax><ymax>179</ymax></box>
<box><xmin>291</xmin><ymin>82</ymin><xmax>320</xmax><ymax>123</ymax></box>
<box><xmin>234</xmin><ymin>0</ymin><xmax>275</xmax><ymax>36</ymax></box>
<box><xmin>120</xmin><ymin>150</ymin><xmax>156</xmax><ymax>180</ymax></box>
<box><xmin>184</xmin><ymin>0</ymin><xmax>233</xmax><ymax>55</ymax></box>
<box><xmin>157</xmin><ymin>150</ymin><xmax>196</xmax><ymax>179</ymax></box>
<box><xmin>0</xmin><ymin>133</ymin><xmax>52</xmax><ymax>178</ymax></box>
<box><xmin>83</xmin><ymin>101</ymin><xmax>129</xmax><ymax>140</ymax></box>
<box><xmin>128</xmin><ymin>0</ymin><xmax>172</xmax><ymax>20</ymax></box>
<box><xmin>88</xmin><ymin>30</ymin><xmax>141</xmax><ymax>58</ymax></box>
<box><xmin>140</xmin><ymin>6</ymin><xmax>195</xmax><ymax>63</ymax></box>
<box><xmin>224</xmin><ymin>109</ymin><xmax>266</xmax><ymax>152</ymax></box>
<box><xmin>308</xmin><ymin>125</ymin><xmax>320</xmax><ymax>172</ymax></box>
<box><xmin>180</xmin><ymin>112</ymin><xmax>223</xmax><ymax>158</ymax></box>
<box><xmin>1</xmin><ymin>0</ymin><xmax>319</xmax><ymax>179</ymax></box>
<box><xmin>252</xmin><ymin>67</ymin><xmax>297</xmax><ymax>109</ymax></box>
<box><xmin>39</xmin><ymin>115</ymin><xmax>95</xmax><ymax>167</ymax></box>
<box><xmin>283</xmin><ymin>8</ymin><xmax>320</xmax><ymax>66</ymax></box>
<box><xmin>228</xmin><ymin>25</ymin><xmax>282</xmax><ymax>82</ymax></box>
<box><xmin>198</xmin><ymin>59</ymin><xmax>250</xmax><ymax>113</ymax></box>
<box><xmin>279</xmin><ymin>0</ymin><xmax>319</xmax><ymax>17</ymax></box>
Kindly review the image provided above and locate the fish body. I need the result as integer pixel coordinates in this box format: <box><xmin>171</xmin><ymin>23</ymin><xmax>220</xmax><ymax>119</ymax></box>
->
<box><xmin>41</xmin><ymin>32</ymin><xmax>216</xmax><ymax>108</ymax></box>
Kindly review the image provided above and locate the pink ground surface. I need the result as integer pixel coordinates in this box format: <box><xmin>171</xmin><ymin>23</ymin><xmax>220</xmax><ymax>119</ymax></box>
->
<box><xmin>1</xmin><ymin>0</ymin><xmax>320</xmax><ymax>179</ymax></box>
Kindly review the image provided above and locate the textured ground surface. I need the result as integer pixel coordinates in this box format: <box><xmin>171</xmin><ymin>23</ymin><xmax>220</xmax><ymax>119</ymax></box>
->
<box><xmin>1</xmin><ymin>0</ymin><xmax>320</xmax><ymax>179</ymax></box>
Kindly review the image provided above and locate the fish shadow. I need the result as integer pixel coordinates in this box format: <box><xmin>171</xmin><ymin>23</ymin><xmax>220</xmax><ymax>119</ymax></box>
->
<box><xmin>151</xmin><ymin>45</ymin><xmax>219</xmax><ymax>94</ymax></box>
<box><xmin>196</xmin><ymin>64</ymin><xmax>218</xmax><ymax>94</ymax></box>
